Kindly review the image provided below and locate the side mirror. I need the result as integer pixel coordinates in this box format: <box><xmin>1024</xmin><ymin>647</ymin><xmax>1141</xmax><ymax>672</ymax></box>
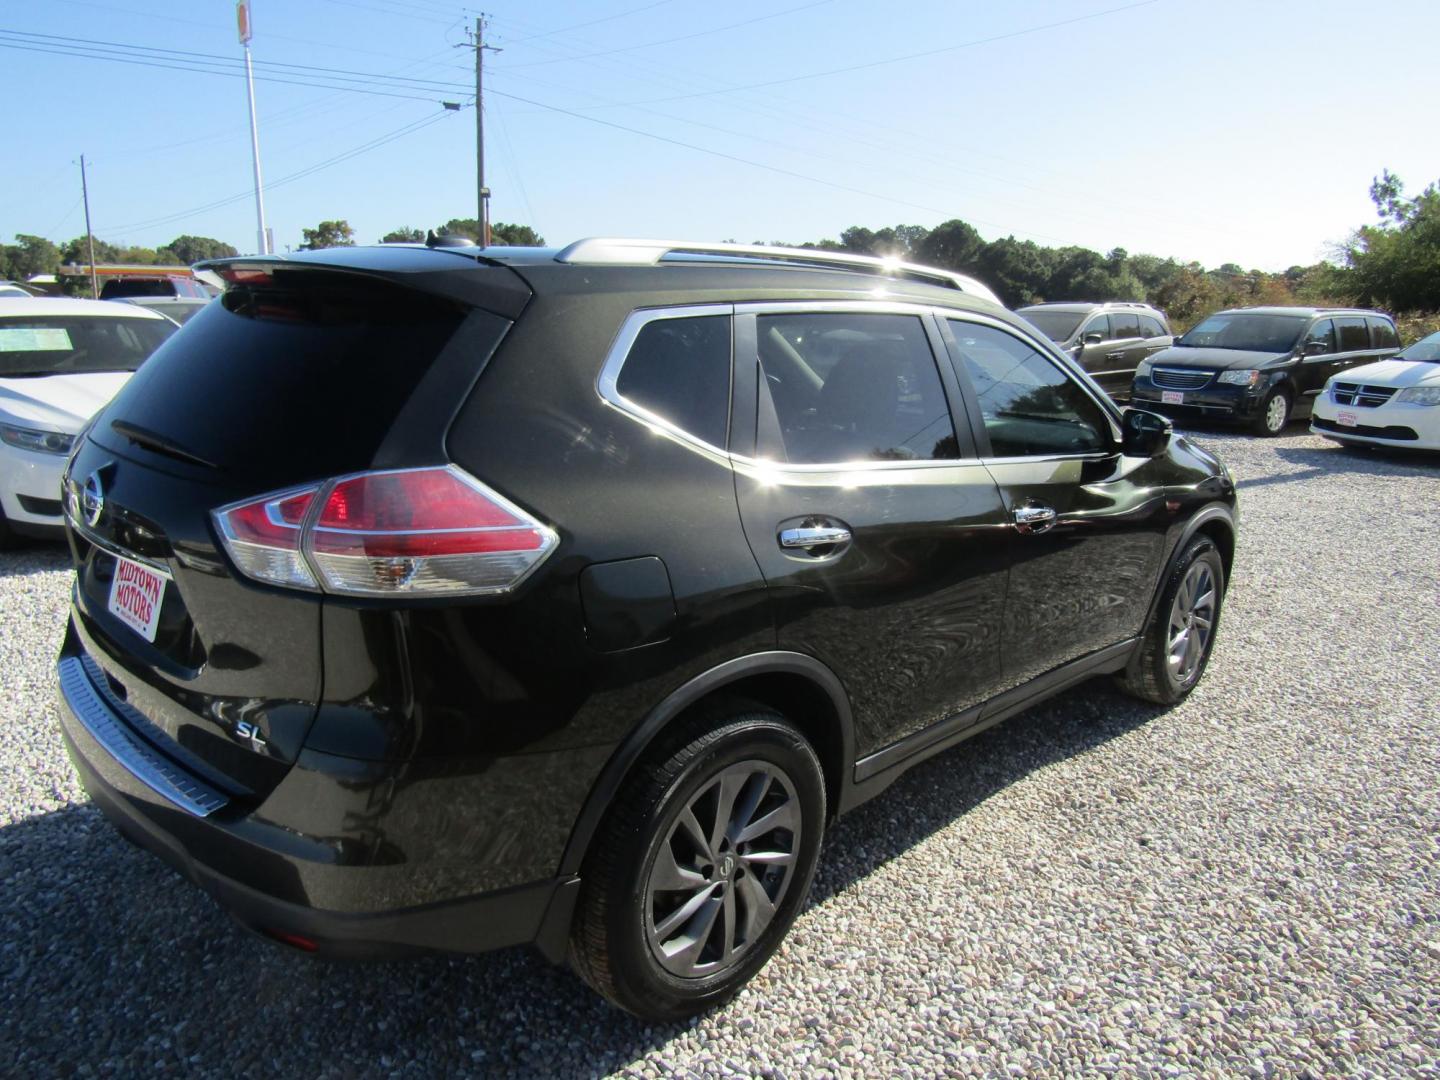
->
<box><xmin>1121</xmin><ymin>407</ymin><xmax>1172</xmax><ymax>457</ymax></box>
<box><xmin>1303</xmin><ymin>339</ymin><xmax>1328</xmax><ymax>356</ymax></box>
<box><xmin>1083</xmin><ymin>332</ymin><xmax>1104</xmax><ymax>346</ymax></box>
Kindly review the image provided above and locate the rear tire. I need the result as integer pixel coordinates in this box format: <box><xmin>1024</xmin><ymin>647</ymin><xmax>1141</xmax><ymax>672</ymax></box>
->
<box><xmin>1253</xmin><ymin>388</ymin><xmax>1291</xmax><ymax>436</ymax></box>
<box><xmin>569</xmin><ymin>702</ymin><xmax>825</xmax><ymax>1021</ymax></box>
<box><xmin>1117</xmin><ymin>536</ymin><xmax>1226</xmax><ymax>705</ymax></box>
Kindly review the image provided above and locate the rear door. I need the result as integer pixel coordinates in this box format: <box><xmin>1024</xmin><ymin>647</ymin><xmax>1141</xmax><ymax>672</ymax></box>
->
<box><xmin>730</xmin><ymin>303</ymin><xmax>1012</xmax><ymax>764</ymax></box>
<box><xmin>61</xmin><ymin>264</ymin><xmax>519</xmax><ymax>802</ymax></box>
<box><xmin>939</xmin><ymin>316</ymin><xmax>1169</xmax><ymax>687</ymax></box>
<box><xmin>1332</xmin><ymin>316</ymin><xmax>1373</xmax><ymax>384</ymax></box>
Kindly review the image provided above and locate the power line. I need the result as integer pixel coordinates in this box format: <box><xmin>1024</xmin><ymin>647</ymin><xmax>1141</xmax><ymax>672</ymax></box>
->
<box><xmin>501</xmin><ymin>0</ymin><xmax>834</xmax><ymax>68</ymax></box>
<box><xmin>502</xmin><ymin>0</ymin><xmax>681</xmax><ymax>45</ymax></box>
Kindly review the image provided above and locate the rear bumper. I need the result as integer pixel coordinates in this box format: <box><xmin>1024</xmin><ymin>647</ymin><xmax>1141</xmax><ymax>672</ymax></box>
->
<box><xmin>56</xmin><ymin>632</ymin><xmax>580</xmax><ymax>962</ymax></box>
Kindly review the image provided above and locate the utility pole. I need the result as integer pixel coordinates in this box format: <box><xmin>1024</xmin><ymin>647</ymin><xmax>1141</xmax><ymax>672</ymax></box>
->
<box><xmin>469</xmin><ymin>16</ymin><xmax>500</xmax><ymax>246</ymax></box>
<box><xmin>238</xmin><ymin>1</ymin><xmax>270</xmax><ymax>254</ymax></box>
<box><xmin>78</xmin><ymin>155</ymin><xmax>98</xmax><ymax>300</ymax></box>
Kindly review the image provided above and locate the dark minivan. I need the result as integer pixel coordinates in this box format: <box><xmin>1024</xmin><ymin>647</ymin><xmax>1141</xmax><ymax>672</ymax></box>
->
<box><xmin>1131</xmin><ymin>306</ymin><xmax>1401</xmax><ymax>435</ymax></box>
<box><xmin>56</xmin><ymin>240</ymin><xmax>1237</xmax><ymax>1020</ymax></box>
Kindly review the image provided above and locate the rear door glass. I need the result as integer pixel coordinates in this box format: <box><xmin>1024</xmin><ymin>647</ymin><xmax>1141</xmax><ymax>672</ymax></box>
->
<box><xmin>1109</xmin><ymin>311</ymin><xmax>1141</xmax><ymax>340</ymax></box>
<box><xmin>756</xmin><ymin>312</ymin><xmax>960</xmax><ymax>464</ymax></box>
<box><xmin>1336</xmin><ymin>317</ymin><xmax>1369</xmax><ymax>352</ymax></box>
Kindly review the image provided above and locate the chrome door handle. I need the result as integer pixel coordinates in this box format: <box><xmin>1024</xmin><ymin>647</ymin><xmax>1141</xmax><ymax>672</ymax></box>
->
<box><xmin>1105</xmin><ymin>351</ymin><xmax>1126</xmax><ymax>361</ymax></box>
<box><xmin>779</xmin><ymin>525</ymin><xmax>851</xmax><ymax>549</ymax></box>
<box><xmin>1012</xmin><ymin>505</ymin><xmax>1058</xmax><ymax>534</ymax></box>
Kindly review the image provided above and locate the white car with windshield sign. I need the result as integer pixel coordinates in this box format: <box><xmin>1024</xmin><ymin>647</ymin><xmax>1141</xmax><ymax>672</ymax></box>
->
<box><xmin>1311</xmin><ymin>330</ymin><xmax>1440</xmax><ymax>451</ymax></box>
<box><xmin>1</xmin><ymin>298</ymin><xmax>176</xmax><ymax>545</ymax></box>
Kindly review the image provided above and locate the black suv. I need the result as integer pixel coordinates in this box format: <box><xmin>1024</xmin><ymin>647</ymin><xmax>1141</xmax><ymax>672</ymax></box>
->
<box><xmin>1130</xmin><ymin>306</ymin><xmax>1401</xmax><ymax>435</ymax></box>
<box><xmin>1015</xmin><ymin>301</ymin><xmax>1173</xmax><ymax>401</ymax></box>
<box><xmin>56</xmin><ymin>240</ymin><xmax>1237</xmax><ymax>1020</ymax></box>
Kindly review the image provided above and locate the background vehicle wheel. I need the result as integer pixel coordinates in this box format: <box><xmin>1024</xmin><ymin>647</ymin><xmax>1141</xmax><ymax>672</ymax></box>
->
<box><xmin>1253</xmin><ymin>388</ymin><xmax>1291</xmax><ymax>436</ymax></box>
<box><xmin>569</xmin><ymin>702</ymin><xmax>826</xmax><ymax>1021</ymax></box>
<box><xmin>0</xmin><ymin>507</ymin><xmax>19</xmax><ymax>550</ymax></box>
<box><xmin>1117</xmin><ymin>536</ymin><xmax>1226</xmax><ymax>705</ymax></box>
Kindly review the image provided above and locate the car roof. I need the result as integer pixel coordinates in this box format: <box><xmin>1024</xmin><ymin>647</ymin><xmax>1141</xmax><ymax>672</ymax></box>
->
<box><xmin>0</xmin><ymin>296</ymin><xmax>171</xmax><ymax>320</ymax></box>
<box><xmin>114</xmin><ymin>296</ymin><xmax>210</xmax><ymax>307</ymax></box>
<box><xmin>1209</xmin><ymin>305</ymin><xmax>1387</xmax><ymax>318</ymax></box>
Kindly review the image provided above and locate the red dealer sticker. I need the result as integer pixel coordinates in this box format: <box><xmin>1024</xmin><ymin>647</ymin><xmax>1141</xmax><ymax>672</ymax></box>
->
<box><xmin>107</xmin><ymin>556</ymin><xmax>167</xmax><ymax>643</ymax></box>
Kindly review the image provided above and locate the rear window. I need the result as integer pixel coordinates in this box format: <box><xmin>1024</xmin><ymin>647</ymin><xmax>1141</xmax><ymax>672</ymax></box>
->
<box><xmin>0</xmin><ymin>315</ymin><xmax>174</xmax><ymax>376</ymax></box>
<box><xmin>92</xmin><ymin>272</ymin><xmax>468</xmax><ymax>481</ymax></box>
<box><xmin>1368</xmin><ymin>318</ymin><xmax>1398</xmax><ymax>349</ymax></box>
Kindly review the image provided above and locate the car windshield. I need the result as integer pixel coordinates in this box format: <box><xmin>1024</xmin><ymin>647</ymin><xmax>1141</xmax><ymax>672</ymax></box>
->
<box><xmin>0</xmin><ymin>315</ymin><xmax>176</xmax><ymax>377</ymax></box>
<box><xmin>1017</xmin><ymin>310</ymin><xmax>1084</xmax><ymax>342</ymax></box>
<box><xmin>1177</xmin><ymin>313</ymin><xmax>1309</xmax><ymax>353</ymax></box>
<box><xmin>1397</xmin><ymin>332</ymin><xmax>1440</xmax><ymax>362</ymax></box>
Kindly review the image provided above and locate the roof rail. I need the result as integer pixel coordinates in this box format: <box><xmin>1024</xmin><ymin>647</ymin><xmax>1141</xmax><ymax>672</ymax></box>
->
<box><xmin>552</xmin><ymin>238</ymin><xmax>1003</xmax><ymax>307</ymax></box>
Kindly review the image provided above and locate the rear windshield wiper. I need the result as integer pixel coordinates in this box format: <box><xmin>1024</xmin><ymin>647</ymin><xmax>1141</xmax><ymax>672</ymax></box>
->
<box><xmin>110</xmin><ymin>420</ymin><xmax>222</xmax><ymax>470</ymax></box>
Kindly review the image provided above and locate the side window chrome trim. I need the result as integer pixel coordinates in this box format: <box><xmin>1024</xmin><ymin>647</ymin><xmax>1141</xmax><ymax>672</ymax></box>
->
<box><xmin>596</xmin><ymin>303</ymin><xmax>736</xmax><ymax>465</ymax></box>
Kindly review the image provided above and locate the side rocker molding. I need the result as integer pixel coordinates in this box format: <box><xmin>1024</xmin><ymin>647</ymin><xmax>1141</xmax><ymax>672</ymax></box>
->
<box><xmin>554</xmin><ymin>651</ymin><xmax>855</xmax><ymax>882</ymax></box>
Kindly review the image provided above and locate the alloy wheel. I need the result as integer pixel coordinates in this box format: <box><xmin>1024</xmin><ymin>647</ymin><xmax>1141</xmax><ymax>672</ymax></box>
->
<box><xmin>645</xmin><ymin>760</ymin><xmax>801</xmax><ymax>979</ymax></box>
<box><xmin>1265</xmin><ymin>393</ymin><xmax>1288</xmax><ymax>433</ymax></box>
<box><xmin>1166</xmin><ymin>560</ymin><xmax>1217</xmax><ymax>687</ymax></box>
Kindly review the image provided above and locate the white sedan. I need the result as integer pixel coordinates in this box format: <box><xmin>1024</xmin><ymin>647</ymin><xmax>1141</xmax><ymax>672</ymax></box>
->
<box><xmin>1</xmin><ymin>298</ymin><xmax>176</xmax><ymax>544</ymax></box>
<box><xmin>1311</xmin><ymin>330</ymin><xmax>1440</xmax><ymax>452</ymax></box>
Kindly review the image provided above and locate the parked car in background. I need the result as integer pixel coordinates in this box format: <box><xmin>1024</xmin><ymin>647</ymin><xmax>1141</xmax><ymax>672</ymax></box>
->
<box><xmin>54</xmin><ymin>238</ymin><xmax>1236</xmax><ymax>1021</ymax></box>
<box><xmin>98</xmin><ymin>274</ymin><xmax>211</xmax><ymax>300</ymax></box>
<box><xmin>1311</xmin><ymin>330</ymin><xmax>1440</xmax><ymax>451</ymax></box>
<box><xmin>0</xmin><ymin>298</ymin><xmax>176</xmax><ymax>544</ymax></box>
<box><xmin>111</xmin><ymin>296</ymin><xmax>212</xmax><ymax>325</ymax></box>
<box><xmin>1015</xmin><ymin>301</ymin><xmax>1172</xmax><ymax>400</ymax></box>
<box><xmin>1131</xmin><ymin>306</ymin><xmax>1401</xmax><ymax>435</ymax></box>
<box><xmin>0</xmin><ymin>282</ymin><xmax>37</xmax><ymax>299</ymax></box>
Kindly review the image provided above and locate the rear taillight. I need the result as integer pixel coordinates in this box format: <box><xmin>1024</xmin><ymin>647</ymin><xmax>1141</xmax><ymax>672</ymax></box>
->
<box><xmin>212</xmin><ymin>466</ymin><xmax>557</xmax><ymax>597</ymax></box>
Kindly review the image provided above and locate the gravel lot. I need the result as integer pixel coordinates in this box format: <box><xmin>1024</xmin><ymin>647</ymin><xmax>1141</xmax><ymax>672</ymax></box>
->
<box><xmin>2</xmin><ymin>428</ymin><xmax>1438</xmax><ymax>1077</ymax></box>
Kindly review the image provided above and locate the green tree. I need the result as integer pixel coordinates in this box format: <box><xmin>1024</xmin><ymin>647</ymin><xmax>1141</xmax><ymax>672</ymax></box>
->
<box><xmin>0</xmin><ymin>234</ymin><xmax>61</xmax><ymax>280</ymax></box>
<box><xmin>380</xmin><ymin>227</ymin><xmax>425</xmax><ymax>244</ymax></box>
<box><xmin>439</xmin><ymin>218</ymin><xmax>480</xmax><ymax>242</ymax></box>
<box><xmin>298</xmin><ymin>220</ymin><xmax>356</xmax><ymax>250</ymax></box>
<box><xmin>490</xmin><ymin>222</ymin><xmax>544</xmax><ymax>246</ymax></box>
<box><xmin>165</xmin><ymin>235</ymin><xmax>238</xmax><ymax>264</ymax></box>
<box><xmin>1342</xmin><ymin>170</ymin><xmax>1440</xmax><ymax>311</ymax></box>
<box><xmin>917</xmin><ymin>219</ymin><xmax>984</xmax><ymax>272</ymax></box>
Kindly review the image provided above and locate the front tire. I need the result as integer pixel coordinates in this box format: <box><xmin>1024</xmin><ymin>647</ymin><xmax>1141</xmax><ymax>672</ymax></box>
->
<box><xmin>569</xmin><ymin>703</ymin><xmax>825</xmax><ymax>1021</ymax></box>
<box><xmin>1117</xmin><ymin>536</ymin><xmax>1226</xmax><ymax>705</ymax></box>
<box><xmin>1253</xmin><ymin>387</ymin><xmax>1291</xmax><ymax>436</ymax></box>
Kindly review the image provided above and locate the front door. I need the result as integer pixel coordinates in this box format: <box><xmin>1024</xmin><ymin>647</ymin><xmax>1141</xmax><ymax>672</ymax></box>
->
<box><xmin>938</xmin><ymin>316</ymin><xmax>1170</xmax><ymax>688</ymax></box>
<box><xmin>731</xmin><ymin>305</ymin><xmax>1012</xmax><ymax>761</ymax></box>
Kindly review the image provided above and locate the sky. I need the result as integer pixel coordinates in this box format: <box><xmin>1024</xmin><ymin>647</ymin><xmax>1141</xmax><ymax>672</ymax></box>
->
<box><xmin>3</xmin><ymin>0</ymin><xmax>1439</xmax><ymax>271</ymax></box>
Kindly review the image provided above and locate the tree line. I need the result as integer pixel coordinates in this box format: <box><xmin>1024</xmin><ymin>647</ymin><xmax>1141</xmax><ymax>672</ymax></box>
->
<box><xmin>5</xmin><ymin>170</ymin><xmax>1435</xmax><ymax>332</ymax></box>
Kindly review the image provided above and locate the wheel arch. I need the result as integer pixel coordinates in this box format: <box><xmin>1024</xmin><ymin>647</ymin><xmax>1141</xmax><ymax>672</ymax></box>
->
<box><xmin>1142</xmin><ymin>502</ymin><xmax>1236</xmax><ymax>631</ymax></box>
<box><xmin>555</xmin><ymin>651</ymin><xmax>854</xmax><ymax>880</ymax></box>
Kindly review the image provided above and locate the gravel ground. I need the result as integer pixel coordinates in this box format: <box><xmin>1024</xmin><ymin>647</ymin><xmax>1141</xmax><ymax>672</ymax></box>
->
<box><xmin>2</xmin><ymin>427</ymin><xmax>1438</xmax><ymax>1078</ymax></box>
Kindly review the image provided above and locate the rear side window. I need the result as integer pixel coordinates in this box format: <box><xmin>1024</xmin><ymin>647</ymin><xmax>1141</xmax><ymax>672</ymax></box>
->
<box><xmin>614</xmin><ymin>315</ymin><xmax>731</xmax><ymax>448</ymax></box>
<box><xmin>756</xmin><ymin>313</ymin><xmax>959</xmax><ymax>464</ymax></box>
<box><xmin>94</xmin><ymin>271</ymin><xmax>468</xmax><ymax>483</ymax></box>
<box><xmin>1109</xmin><ymin>311</ymin><xmax>1141</xmax><ymax>339</ymax></box>
<box><xmin>1336</xmin><ymin>317</ymin><xmax>1369</xmax><ymax>352</ymax></box>
<box><xmin>1138</xmin><ymin>314</ymin><xmax>1167</xmax><ymax>338</ymax></box>
<box><xmin>948</xmin><ymin>320</ymin><xmax>1109</xmax><ymax>457</ymax></box>
<box><xmin>1368</xmin><ymin>318</ymin><xmax>1399</xmax><ymax>349</ymax></box>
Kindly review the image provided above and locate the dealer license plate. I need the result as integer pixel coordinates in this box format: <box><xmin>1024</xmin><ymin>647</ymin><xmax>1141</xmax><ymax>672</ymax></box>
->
<box><xmin>1161</xmin><ymin>390</ymin><xmax>1185</xmax><ymax>405</ymax></box>
<box><xmin>108</xmin><ymin>555</ymin><xmax>167</xmax><ymax>643</ymax></box>
<box><xmin>1336</xmin><ymin>411</ymin><xmax>1358</xmax><ymax>428</ymax></box>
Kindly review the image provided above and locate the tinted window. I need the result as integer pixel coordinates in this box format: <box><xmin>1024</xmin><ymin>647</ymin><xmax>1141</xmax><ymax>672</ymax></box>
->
<box><xmin>1304</xmin><ymin>318</ymin><xmax>1336</xmax><ymax>354</ymax></box>
<box><xmin>1016</xmin><ymin>309</ymin><xmax>1084</xmax><ymax>342</ymax></box>
<box><xmin>1368</xmin><ymin>318</ymin><xmax>1398</xmax><ymax>350</ymax></box>
<box><xmin>948</xmin><ymin>320</ymin><xmax>1109</xmax><ymax>457</ymax></box>
<box><xmin>1109</xmin><ymin>311</ymin><xmax>1141</xmax><ymax>339</ymax></box>
<box><xmin>1336</xmin><ymin>317</ymin><xmax>1369</xmax><ymax>352</ymax></box>
<box><xmin>1179</xmin><ymin>313</ymin><xmax>1307</xmax><ymax>352</ymax></box>
<box><xmin>616</xmin><ymin>315</ymin><xmax>731</xmax><ymax>448</ymax></box>
<box><xmin>1138</xmin><ymin>314</ymin><xmax>1167</xmax><ymax>338</ymax></box>
<box><xmin>1082</xmin><ymin>315</ymin><xmax>1111</xmax><ymax>342</ymax></box>
<box><xmin>757</xmin><ymin>313</ymin><xmax>958</xmax><ymax>464</ymax></box>
<box><xmin>0</xmin><ymin>315</ymin><xmax>174</xmax><ymax>376</ymax></box>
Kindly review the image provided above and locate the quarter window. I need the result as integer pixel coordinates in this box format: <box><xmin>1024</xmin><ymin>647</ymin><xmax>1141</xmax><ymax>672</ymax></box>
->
<box><xmin>1304</xmin><ymin>318</ymin><xmax>1336</xmax><ymax>354</ymax></box>
<box><xmin>614</xmin><ymin>314</ymin><xmax>732</xmax><ymax>448</ymax></box>
<box><xmin>948</xmin><ymin>320</ymin><xmax>1110</xmax><ymax>458</ymax></box>
<box><xmin>756</xmin><ymin>313</ymin><xmax>960</xmax><ymax>464</ymax></box>
<box><xmin>1368</xmin><ymin>318</ymin><xmax>1399</xmax><ymax>350</ymax></box>
<box><xmin>1336</xmin><ymin>317</ymin><xmax>1369</xmax><ymax>352</ymax></box>
<box><xmin>1109</xmin><ymin>311</ymin><xmax>1141</xmax><ymax>340</ymax></box>
<box><xmin>1138</xmin><ymin>314</ymin><xmax>1167</xmax><ymax>339</ymax></box>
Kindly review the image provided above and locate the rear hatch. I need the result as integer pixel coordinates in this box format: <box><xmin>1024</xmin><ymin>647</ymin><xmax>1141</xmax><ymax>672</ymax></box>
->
<box><xmin>63</xmin><ymin>255</ymin><xmax>527</xmax><ymax>805</ymax></box>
